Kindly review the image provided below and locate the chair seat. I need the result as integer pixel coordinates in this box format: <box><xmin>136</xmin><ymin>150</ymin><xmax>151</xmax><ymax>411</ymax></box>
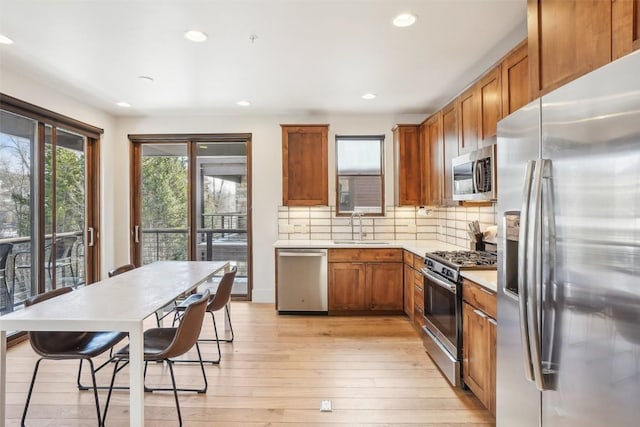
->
<box><xmin>115</xmin><ymin>328</ymin><xmax>178</xmax><ymax>361</ymax></box>
<box><xmin>31</xmin><ymin>331</ymin><xmax>128</xmax><ymax>359</ymax></box>
<box><xmin>174</xmin><ymin>293</ymin><xmax>213</xmax><ymax>311</ymax></box>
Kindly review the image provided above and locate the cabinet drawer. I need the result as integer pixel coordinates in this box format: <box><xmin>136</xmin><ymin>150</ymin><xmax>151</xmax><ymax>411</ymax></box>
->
<box><xmin>329</xmin><ymin>248</ymin><xmax>403</xmax><ymax>263</ymax></box>
<box><xmin>413</xmin><ymin>255</ymin><xmax>425</xmax><ymax>270</ymax></box>
<box><xmin>414</xmin><ymin>269</ymin><xmax>423</xmax><ymax>287</ymax></box>
<box><xmin>414</xmin><ymin>283</ymin><xmax>424</xmax><ymax>310</ymax></box>
<box><xmin>403</xmin><ymin>250</ymin><xmax>415</xmax><ymax>265</ymax></box>
<box><xmin>462</xmin><ymin>279</ymin><xmax>497</xmax><ymax>318</ymax></box>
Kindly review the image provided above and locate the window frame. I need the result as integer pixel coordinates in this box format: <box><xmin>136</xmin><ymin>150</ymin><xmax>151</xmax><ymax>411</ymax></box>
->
<box><xmin>334</xmin><ymin>134</ymin><xmax>385</xmax><ymax>217</ymax></box>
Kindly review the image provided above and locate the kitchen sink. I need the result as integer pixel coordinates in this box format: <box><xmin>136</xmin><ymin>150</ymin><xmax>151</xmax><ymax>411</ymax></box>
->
<box><xmin>332</xmin><ymin>240</ymin><xmax>389</xmax><ymax>245</ymax></box>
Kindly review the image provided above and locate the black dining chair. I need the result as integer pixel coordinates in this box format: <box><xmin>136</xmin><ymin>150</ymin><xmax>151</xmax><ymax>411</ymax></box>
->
<box><xmin>172</xmin><ymin>266</ymin><xmax>237</xmax><ymax>364</ymax></box>
<box><xmin>22</xmin><ymin>287</ymin><xmax>128</xmax><ymax>427</ymax></box>
<box><xmin>0</xmin><ymin>243</ymin><xmax>13</xmax><ymax>314</ymax></box>
<box><xmin>102</xmin><ymin>290</ymin><xmax>210</xmax><ymax>427</ymax></box>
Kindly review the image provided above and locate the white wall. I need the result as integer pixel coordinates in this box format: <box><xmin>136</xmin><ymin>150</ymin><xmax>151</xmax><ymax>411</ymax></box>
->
<box><xmin>114</xmin><ymin>113</ymin><xmax>424</xmax><ymax>302</ymax></box>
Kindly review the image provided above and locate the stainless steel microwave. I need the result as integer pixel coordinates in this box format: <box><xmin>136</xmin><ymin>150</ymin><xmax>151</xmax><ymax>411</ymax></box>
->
<box><xmin>452</xmin><ymin>144</ymin><xmax>496</xmax><ymax>201</ymax></box>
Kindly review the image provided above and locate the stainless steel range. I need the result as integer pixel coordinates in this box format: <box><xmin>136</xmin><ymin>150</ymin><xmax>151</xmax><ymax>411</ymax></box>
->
<box><xmin>420</xmin><ymin>250</ymin><xmax>497</xmax><ymax>386</ymax></box>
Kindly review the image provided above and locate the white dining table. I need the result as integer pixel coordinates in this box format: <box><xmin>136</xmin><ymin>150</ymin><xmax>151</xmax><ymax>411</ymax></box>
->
<box><xmin>0</xmin><ymin>260</ymin><xmax>229</xmax><ymax>427</ymax></box>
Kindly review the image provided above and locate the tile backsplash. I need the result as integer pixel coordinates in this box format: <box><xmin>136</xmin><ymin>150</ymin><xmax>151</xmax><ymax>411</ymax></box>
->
<box><xmin>277</xmin><ymin>204</ymin><xmax>497</xmax><ymax>248</ymax></box>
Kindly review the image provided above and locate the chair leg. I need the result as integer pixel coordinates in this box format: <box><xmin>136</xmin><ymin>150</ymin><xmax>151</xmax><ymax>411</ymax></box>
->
<box><xmin>102</xmin><ymin>358</ymin><xmax>124</xmax><ymax>426</ymax></box>
<box><xmin>22</xmin><ymin>358</ymin><xmax>43</xmax><ymax>427</ymax></box>
<box><xmin>224</xmin><ymin>304</ymin><xmax>234</xmax><ymax>342</ymax></box>
<box><xmin>166</xmin><ymin>360</ymin><xmax>183</xmax><ymax>427</ymax></box>
<box><xmin>195</xmin><ymin>342</ymin><xmax>208</xmax><ymax>393</ymax></box>
<box><xmin>85</xmin><ymin>358</ymin><xmax>103</xmax><ymax>427</ymax></box>
<box><xmin>211</xmin><ymin>312</ymin><xmax>222</xmax><ymax>363</ymax></box>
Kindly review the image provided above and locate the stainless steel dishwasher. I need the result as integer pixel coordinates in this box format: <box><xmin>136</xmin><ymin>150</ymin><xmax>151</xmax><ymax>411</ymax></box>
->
<box><xmin>276</xmin><ymin>248</ymin><xmax>328</xmax><ymax>313</ymax></box>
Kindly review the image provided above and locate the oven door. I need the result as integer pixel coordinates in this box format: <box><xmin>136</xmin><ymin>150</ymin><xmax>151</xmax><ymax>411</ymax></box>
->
<box><xmin>422</xmin><ymin>268</ymin><xmax>460</xmax><ymax>358</ymax></box>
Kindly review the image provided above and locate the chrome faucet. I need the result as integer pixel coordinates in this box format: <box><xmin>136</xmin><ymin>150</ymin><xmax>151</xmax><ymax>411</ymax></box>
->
<box><xmin>350</xmin><ymin>210</ymin><xmax>364</xmax><ymax>240</ymax></box>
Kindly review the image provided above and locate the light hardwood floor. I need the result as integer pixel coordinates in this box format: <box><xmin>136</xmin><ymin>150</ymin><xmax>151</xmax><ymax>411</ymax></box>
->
<box><xmin>4</xmin><ymin>302</ymin><xmax>495</xmax><ymax>426</ymax></box>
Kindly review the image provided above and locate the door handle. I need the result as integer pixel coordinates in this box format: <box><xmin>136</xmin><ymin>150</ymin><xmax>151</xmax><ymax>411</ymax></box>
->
<box><xmin>134</xmin><ymin>225</ymin><xmax>140</xmax><ymax>244</ymax></box>
<box><xmin>518</xmin><ymin>160</ymin><xmax>535</xmax><ymax>382</ymax></box>
<box><xmin>87</xmin><ymin>227</ymin><xmax>95</xmax><ymax>247</ymax></box>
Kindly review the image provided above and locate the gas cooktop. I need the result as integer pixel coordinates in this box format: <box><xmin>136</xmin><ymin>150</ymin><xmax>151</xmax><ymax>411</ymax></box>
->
<box><xmin>426</xmin><ymin>250</ymin><xmax>497</xmax><ymax>269</ymax></box>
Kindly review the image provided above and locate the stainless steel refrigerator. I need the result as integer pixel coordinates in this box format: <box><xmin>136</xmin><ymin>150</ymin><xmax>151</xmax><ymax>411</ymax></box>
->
<box><xmin>496</xmin><ymin>50</ymin><xmax>640</xmax><ymax>426</ymax></box>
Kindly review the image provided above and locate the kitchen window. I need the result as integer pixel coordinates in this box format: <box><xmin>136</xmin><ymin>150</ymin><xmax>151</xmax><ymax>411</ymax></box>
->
<box><xmin>335</xmin><ymin>135</ymin><xmax>384</xmax><ymax>216</ymax></box>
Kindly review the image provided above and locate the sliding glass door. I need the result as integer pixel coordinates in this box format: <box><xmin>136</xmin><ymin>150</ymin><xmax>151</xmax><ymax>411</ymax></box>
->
<box><xmin>0</xmin><ymin>97</ymin><xmax>101</xmax><ymax>339</ymax></box>
<box><xmin>130</xmin><ymin>135</ymin><xmax>251</xmax><ymax>299</ymax></box>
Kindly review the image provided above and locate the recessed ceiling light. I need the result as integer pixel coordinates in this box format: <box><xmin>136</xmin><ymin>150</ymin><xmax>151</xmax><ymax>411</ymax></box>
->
<box><xmin>184</xmin><ymin>30</ymin><xmax>208</xmax><ymax>42</ymax></box>
<box><xmin>236</xmin><ymin>100</ymin><xmax>251</xmax><ymax>107</ymax></box>
<box><xmin>362</xmin><ymin>93</ymin><xmax>377</xmax><ymax>100</ymax></box>
<box><xmin>116</xmin><ymin>102</ymin><xmax>131</xmax><ymax>108</ymax></box>
<box><xmin>393</xmin><ymin>13</ymin><xmax>417</xmax><ymax>28</ymax></box>
<box><xmin>0</xmin><ymin>34</ymin><xmax>14</xmax><ymax>44</ymax></box>
<box><xmin>138</xmin><ymin>75</ymin><xmax>154</xmax><ymax>83</ymax></box>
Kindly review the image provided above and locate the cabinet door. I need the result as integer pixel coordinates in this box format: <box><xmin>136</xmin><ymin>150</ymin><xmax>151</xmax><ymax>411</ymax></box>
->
<box><xmin>462</xmin><ymin>301</ymin><xmax>490</xmax><ymax>407</ymax></box>
<box><xmin>528</xmin><ymin>0</ymin><xmax>612</xmax><ymax>96</ymax></box>
<box><xmin>477</xmin><ymin>65</ymin><xmax>502</xmax><ymax>147</ymax></box>
<box><xmin>488</xmin><ymin>317</ymin><xmax>497</xmax><ymax>417</ymax></box>
<box><xmin>502</xmin><ymin>40</ymin><xmax>530</xmax><ymax>117</ymax></box>
<box><xmin>442</xmin><ymin>101</ymin><xmax>459</xmax><ymax>205</ymax></box>
<box><xmin>458</xmin><ymin>88</ymin><xmax>478</xmax><ymax>154</ymax></box>
<box><xmin>328</xmin><ymin>262</ymin><xmax>366</xmax><ymax>311</ymax></box>
<box><xmin>419</xmin><ymin>122</ymin><xmax>430</xmax><ymax>206</ymax></box>
<box><xmin>612</xmin><ymin>0</ymin><xmax>640</xmax><ymax>60</ymax></box>
<box><xmin>403</xmin><ymin>263</ymin><xmax>414</xmax><ymax>319</ymax></box>
<box><xmin>367</xmin><ymin>262</ymin><xmax>403</xmax><ymax>311</ymax></box>
<box><xmin>281</xmin><ymin>125</ymin><xmax>328</xmax><ymax>206</ymax></box>
<box><xmin>394</xmin><ymin>125</ymin><xmax>421</xmax><ymax>206</ymax></box>
<box><xmin>427</xmin><ymin>113</ymin><xmax>443</xmax><ymax>206</ymax></box>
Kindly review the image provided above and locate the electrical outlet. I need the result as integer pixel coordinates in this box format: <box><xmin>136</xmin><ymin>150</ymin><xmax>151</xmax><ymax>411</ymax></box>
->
<box><xmin>320</xmin><ymin>400</ymin><xmax>332</xmax><ymax>412</ymax></box>
<box><xmin>282</xmin><ymin>223</ymin><xmax>295</xmax><ymax>233</ymax></box>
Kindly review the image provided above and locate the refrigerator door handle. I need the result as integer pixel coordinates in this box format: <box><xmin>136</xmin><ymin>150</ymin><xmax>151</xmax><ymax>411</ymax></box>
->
<box><xmin>528</xmin><ymin>158</ymin><xmax>548</xmax><ymax>391</ymax></box>
<box><xmin>518</xmin><ymin>160</ymin><xmax>535</xmax><ymax>382</ymax></box>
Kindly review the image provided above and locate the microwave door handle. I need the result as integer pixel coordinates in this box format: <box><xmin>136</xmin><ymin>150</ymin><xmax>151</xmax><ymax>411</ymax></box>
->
<box><xmin>471</xmin><ymin>160</ymin><xmax>479</xmax><ymax>193</ymax></box>
<box><xmin>475</xmin><ymin>160</ymin><xmax>484</xmax><ymax>192</ymax></box>
<box><xmin>518</xmin><ymin>160</ymin><xmax>535</xmax><ymax>382</ymax></box>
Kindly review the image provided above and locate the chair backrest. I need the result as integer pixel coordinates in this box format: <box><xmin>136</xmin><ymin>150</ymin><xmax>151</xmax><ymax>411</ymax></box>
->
<box><xmin>206</xmin><ymin>266</ymin><xmax>237</xmax><ymax>312</ymax></box>
<box><xmin>25</xmin><ymin>287</ymin><xmax>88</xmax><ymax>355</ymax></box>
<box><xmin>160</xmin><ymin>289</ymin><xmax>210</xmax><ymax>359</ymax></box>
<box><xmin>108</xmin><ymin>263</ymin><xmax>135</xmax><ymax>278</ymax></box>
<box><xmin>52</xmin><ymin>236</ymin><xmax>77</xmax><ymax>262</ymax></box>
<box><xmin>0</xmin><ymin>243</ymin><xmax>12</xmax><ymax>272</ymax></box>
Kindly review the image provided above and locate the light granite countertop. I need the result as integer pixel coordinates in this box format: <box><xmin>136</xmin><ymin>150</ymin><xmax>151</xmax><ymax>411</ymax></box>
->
<box><xmin>273</xmin><ymin>239</ymin><xmax>466</xmax><ymax>258</ymax></box>
<box><xmin>460</xmin><ymin>270</ymin><xmax>498</xmax><ymax>293</ymax></box>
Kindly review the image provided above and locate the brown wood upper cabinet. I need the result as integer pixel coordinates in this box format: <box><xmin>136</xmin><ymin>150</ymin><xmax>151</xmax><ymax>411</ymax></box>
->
<box><xmin>442</xmin><ymin>101</ymin><xmax>459</xmax><ymax>206</ymax></box>
<box><xmin>281</xmin><ymin>124</ymin><xmax>328</xmax><ymax>206</ymax></box>
<box><xmin>393</xmin><ymin>124</ymin><xmax>421</xmax><ymax>206</ymax></box>
<box><xmin>477</xmin><ymin>65</ymin><xmax>502</xmax><ymax>147</ymax></box>
<box><xmin>423</xmin><ymin>113</ymin><xmax>443</xmax><ymax>206</ymax></box>
<box><xmin>457</xmin><ymin>86</ymin><xmax>478</xmax><ymax>155</ymax></box>
<box><xmin>502</xmin><ymin>40</ymin><xmax>530</xmax><ymax>117</ymax></box>
<box><xmin>612</xmin><ymin>0</ymin><xmax>640</xmax><ymax>60</ymax></box>
<box><xmin>528</xmin><ymin>0</ymin><xmax>640</xmax><ymax>97</ymax></box>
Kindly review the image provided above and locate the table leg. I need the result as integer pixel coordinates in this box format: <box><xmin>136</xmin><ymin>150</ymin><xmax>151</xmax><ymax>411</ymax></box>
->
<box><xmin>0</xmin><ymin>330</ymin><xmax>6</xmax><ymax>427</ymax></box>
<box><xmin>129</xmin><ymin>323</ymin><xmax>144</xmax><ymax>426</ymax></box>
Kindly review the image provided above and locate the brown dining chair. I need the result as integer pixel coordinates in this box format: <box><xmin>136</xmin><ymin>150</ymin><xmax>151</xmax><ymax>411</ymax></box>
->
<box><xmin>107</xmin><ymin>263</ymin><xmax>135</xmax><ymax>278</ymax></box>
<box><xmin>0</xmin><ymin>243</ymin><xmax>13</xmax><ymax>315</ymax></box>
<box><xmin>172</xmin><ymin>266</ymin><xmax>236</xmax><ymax>364</ymax></box>
<box><xmin>102</xmin><ymin>290</ymin><xmax>210</xmax><ymax>427</ymax></box>
<box><xmin>22</xmin><ymin>287</ymin><xmax>127</xmax><ymax>426</ymax></box>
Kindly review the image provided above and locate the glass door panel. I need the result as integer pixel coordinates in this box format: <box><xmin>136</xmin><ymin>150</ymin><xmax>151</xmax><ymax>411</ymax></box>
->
<box><xmin>140</xmin><ymin>144</ymin><xmax>188</xmax><ymax>264</ymax></box>
<box><xmin>54</xmin><ymin>129</ymin><xmax>86</xmax><ymax>289</ymax></box>
<box><xmin>196</xmin><ymin>142</ymin><xmax>248</xmax><ymax>296</ymax></box>
<box><xmin>0</xmin><ymin>110</ymin><xmax>36</xmax><ymax>317</ymax></box>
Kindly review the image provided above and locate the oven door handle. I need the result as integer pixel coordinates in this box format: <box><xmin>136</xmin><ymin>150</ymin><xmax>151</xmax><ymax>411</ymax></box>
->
<box><xmin>421</xmin><ymin>269</ymin><xmax>457</xmax><ymax>294</ymax></box>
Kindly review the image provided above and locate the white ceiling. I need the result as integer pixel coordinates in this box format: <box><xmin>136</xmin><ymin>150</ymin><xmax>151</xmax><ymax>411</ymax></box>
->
<box><xmin>0</xmin><ymin>0</ymin><xmax>527</xmax><ymax>117</ymax></box>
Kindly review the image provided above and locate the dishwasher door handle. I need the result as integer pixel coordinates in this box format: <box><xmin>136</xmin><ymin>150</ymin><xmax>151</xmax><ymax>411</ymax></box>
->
<box><xmin>278</xmin><ymin>252</ymin><xmax>327</xmax><ymax>257</ymax></box>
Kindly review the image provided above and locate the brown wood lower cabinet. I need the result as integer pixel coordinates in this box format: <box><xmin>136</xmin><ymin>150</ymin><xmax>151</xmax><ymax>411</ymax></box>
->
<box><xmin>328</xmin><ymin>248</ymin><xmax>403</xmax><ymax>314</ymax></box>
<box><xmin>462</xmin><ymin>279</ymin><xmax>497</xmax><ymax>417</ymax></box>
